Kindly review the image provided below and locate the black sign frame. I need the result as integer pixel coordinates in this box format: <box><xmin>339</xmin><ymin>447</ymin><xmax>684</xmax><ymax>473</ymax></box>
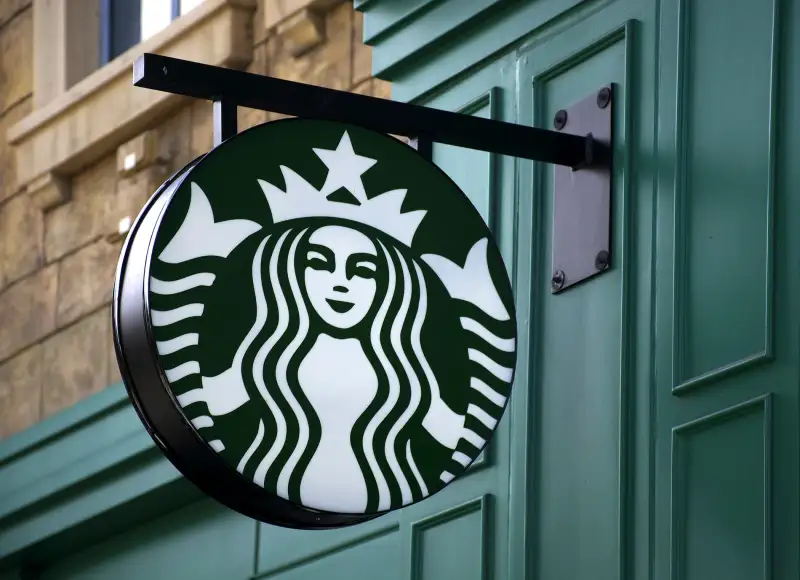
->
<box><xmin>114</xmin><ymin>54</ymin><xmax>614</xmax><ymax>529</ymax></box>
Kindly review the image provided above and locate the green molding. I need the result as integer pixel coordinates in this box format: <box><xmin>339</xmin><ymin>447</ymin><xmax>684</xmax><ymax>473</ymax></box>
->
<box><xmin>670</xmin><ymin>395</ymin><xmax>773</xmax><ymax>580</ymax></box>
<box><xmin>445</xmin><ymin>86</ymin><xmax>501</xmax><ymax>476</ymax></box>
<box><xmin>670</xmin><ymin>0</ymin><xmax>781</xmax><ymax>394</ymax></box>
<box><xmin>359</xmin><ymin>0</ymin><xmax>442</xmax><ymax>45</ymax></box>
<box><xmin>529</xmin><ymin>19</ymin><xmax>637</xmax><ymax>580</ymax></box>
<box><xmin>409</xmin><ymin>495</ymin><xmax>490</xmax><ymax>580</ymax></box>
<box><xmin>0</xmin><ymin>382</ymin><xmax>186</xmax><ymax>568</ymax></box>
<box><xmin>367</xmin><ymin>0</ymin><xmax>518</xmax><ymax>78</ymax></box>
<box><xmin>251</xmin><ymin>523</ymin><xmax>401</xmax><ymax>579</ymax></box>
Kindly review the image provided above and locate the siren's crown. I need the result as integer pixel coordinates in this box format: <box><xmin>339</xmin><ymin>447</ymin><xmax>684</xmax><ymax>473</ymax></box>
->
<box><xmin>258</xmin><ymin>131</ymin><xmax>426</xmax><ymax>247</ymax></box>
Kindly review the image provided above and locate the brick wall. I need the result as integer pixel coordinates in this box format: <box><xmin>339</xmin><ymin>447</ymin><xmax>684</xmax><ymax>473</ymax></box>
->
<box><xmin>0</xmin><ymin>0</ymin><xmax>390</xmax><ymax>438</ymax></box>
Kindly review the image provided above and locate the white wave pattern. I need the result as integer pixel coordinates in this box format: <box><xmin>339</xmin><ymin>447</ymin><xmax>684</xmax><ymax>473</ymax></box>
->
<box><xmin>276</xmin><ymin>231</ymin><xmax>312</xmax><ymax>499</ymax></box>
<box><xmin>165</xmin><ymin>361</ymin><xmax>200</xmax><ymax>382</ymax></box>
<box><xmin>467</xmin><ymin>404</ymin><xmax>498</xmax><ymax>430</ymax></box>
<box><xmin>410</xmin><ymin>261</ymin><xmax>466</xmax><ymax>486</ymax></box>
<box><xmin>238</xmin><ymin>419</ymin><xmax>266</xmax><ymax>474</ymax></box>
<box><xmin>460</xmin><ymin>317</ymin><xmax>515</xmax><ymax>352</ymax></box>
<box><xmin>469</xmin><ymin>378</ymin><xmax>506</xmax><ymax>407</ymax></box>
<box><xmin>406</xmin><ymin>440</ymin><xmax>428</xmax><ymax>497</ymax></box>
<box><xmin>362</xmin><ymin>243</ymin><xmax>398</xmax><ymax>511</ymax></box>
<box><xmin>156</xmin><ymin>333</ymin><xmax>199</xmax><ymax>355</ymax></box>
<box><xmin>384</xmin><ymin>246</ymin><xmax>418</xmax><ymax>506</ymax></box>
<box><xmin>461</xmin><ymin>428</ymin><xmax>485</xmax><ymax>449</ymax></box>
<box><xmin>468</xmin><ymin>349</ymin><xmax>514</xmax><ymax>382</ymax></box>
<box><xmin>209</xmin><ymin>440</ymin><xmax>226</xmax><ymax>452</ymax></box>
<box><xmin>252</xmin><ymin>232</ymin><xmax>292</xmax><ymax>487</ymax></box>
<box><xmin>150</xmin><ymin>273</ymin><xmax>216</xmax><ymax>295</ymax></box>
<box><xmin>192</xmin><ymin>416</ymin><xmax>214</xmax><ymax>429</ymax></box>
<box><xmin>151</xmin><ymin>304</ymin><xmax>204</xmax><ymax>326</ymax></box>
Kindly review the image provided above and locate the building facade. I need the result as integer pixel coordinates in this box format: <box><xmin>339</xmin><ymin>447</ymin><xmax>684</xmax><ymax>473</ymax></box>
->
<box><xmin>1</xmin><ymin>0</ymin><xmax>798</xmax><ymax>578</ymax></box>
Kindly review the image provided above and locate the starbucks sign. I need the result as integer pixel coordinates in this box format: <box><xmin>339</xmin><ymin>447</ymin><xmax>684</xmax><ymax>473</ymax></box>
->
<box><xmin>113</xmin><ymin>119</ymin><xmax>518</xmax><ymax>529</ymax></box>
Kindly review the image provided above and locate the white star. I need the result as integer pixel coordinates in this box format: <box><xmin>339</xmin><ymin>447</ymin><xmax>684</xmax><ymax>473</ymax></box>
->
<box><xmin>313</xmin><ymin>131</ymin><xmax>377</xmax><ymax>203</ymax></box>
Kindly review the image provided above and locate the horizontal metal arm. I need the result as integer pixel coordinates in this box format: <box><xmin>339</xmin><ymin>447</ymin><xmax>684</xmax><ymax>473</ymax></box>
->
<box><xmin>133</xmin><ymin>53</ymin><xmax>608</xmax><ymax>168</ymax></box>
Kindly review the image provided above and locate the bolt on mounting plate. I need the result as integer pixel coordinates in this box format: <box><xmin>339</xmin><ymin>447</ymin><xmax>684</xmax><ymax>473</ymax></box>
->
<box><xmin>550</xmin><ymin>84</ymin><xmax>614</xmax><ymax>294</ymax></box>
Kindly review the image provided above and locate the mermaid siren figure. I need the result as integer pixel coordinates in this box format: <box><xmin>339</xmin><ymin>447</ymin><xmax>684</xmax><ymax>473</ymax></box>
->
<box><xmin>147</xmin><ymin>125</ymin><xmax>517</xmax><ymax>516</ymax></box>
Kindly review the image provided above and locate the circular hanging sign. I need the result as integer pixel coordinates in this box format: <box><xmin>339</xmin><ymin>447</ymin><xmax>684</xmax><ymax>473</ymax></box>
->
<box><xmin>113</xmin><ymin>119</ymin><xmax>518</xmax><ymax>529</ymax></box>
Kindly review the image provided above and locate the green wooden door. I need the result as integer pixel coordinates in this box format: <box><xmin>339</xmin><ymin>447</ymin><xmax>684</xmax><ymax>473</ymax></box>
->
<box><xmin>651</xmin><ymin>1</ymin><xmax>794</xmax><ymax>580</ymax></box>
<box><xmin>516</xmin><ymin>12</ymin><xmax>635</xmax><ymax>580</ymax></box>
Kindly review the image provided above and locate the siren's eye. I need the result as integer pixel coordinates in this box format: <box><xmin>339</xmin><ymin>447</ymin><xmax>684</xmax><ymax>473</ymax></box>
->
<box><xmin>348</xmin><ymin>254</ymin><xmax>378</xmax><ymax>280</ymax></box>
<box><xmin>306</xmin><ymin>247</ymin><xmax>333</xmax><ymax>272</ymax></box>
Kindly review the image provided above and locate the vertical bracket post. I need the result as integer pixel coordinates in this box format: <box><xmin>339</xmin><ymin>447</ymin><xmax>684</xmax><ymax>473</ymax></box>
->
<box><xmin>213</xmin><ymin>100</ymin><xmax>238</xmax><ymax>147</ymax></box>
<box><xmin>408</xmin><ymin>136</ymin><xmax>433</xmax><ymax>161</ymax></box>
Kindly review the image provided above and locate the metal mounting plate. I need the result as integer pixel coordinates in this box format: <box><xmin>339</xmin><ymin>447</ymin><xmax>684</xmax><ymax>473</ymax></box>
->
<box><xmin>550</xmin><ymin>85</ymin><xmax>613</xmax><ymax>294</ymax></box>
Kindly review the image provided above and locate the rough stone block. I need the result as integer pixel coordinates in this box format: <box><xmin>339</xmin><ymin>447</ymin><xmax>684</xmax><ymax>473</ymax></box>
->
<box><xmin>154</xmin><ymin>105</ymin><xmax>193</xmax><ymax>172</ymax></box>
<box><xmin>0</xmin><ymin>6</ymin><xmax>32</xmax><ymax>112</ymax></box>
<box><xmin>247</xmin><ymin>38</ymin><xmax>269</xmax><ymax>76</ymax></box>
<box><xmin>56</xmin><ymin>239</ymin><xmax>122</xmax><ymax>328</ymax></box>
<box><xmin>44</xmin><ymin>154</ymin><xmax>118</xmax><ymax>262</ymax></box>
<box><xmin>114</xmin><ymin>164</ymin><xmax>170</xmax><ymax>228</ymax></box>
<box><xmin>0</xmin><ymin>0</ymin><xmax>30</xmax><ymax>29</ymax></box>
<box><xmin>0</xmin><ymin>265</ymin><xmax>57</xmax><ymax>363</ymax></box>
<box><xmin>42</xmin><ymin>309</ymin><xmax>109</xmax><ymax>418</ymax></box>
<box><xmin>352</xmin><ymin>9</ymin><xmax>371</xmax><ymax>87</ymax></box>
<box><xmin>277</xmin><ymin>8</ymin><xmax>325</xmax><ymax>57</ymax></box>
<box><xmin>374</xmin><ymin>78</ymin><xmax>391</xmax><ymax>100</ymax></box>
<box><xmin>268</xmin><ymin>1</ymin><xmax>352</xmax><ymax>91</ymax></box>
<box><xmin>117</xmin><ymin>131</ymin><xmax>165</xmax><ymax>177</ymax></box>
<box><xmin>352</xmin><ymin>78</ymin><xmax>372</xmax><ymax>96</ymax></box>
<box><xmin>190</xmin><ymin>99</ymin><xmax>215</xmax><ymax>159</ymax></box>
<box><xmin>29</xmin><ymin>172</ymin><xmax>71</xmax><ymax>212</ymax></box>
<box><xmin>0</xmin><ymin>188</ymin><xmax>43</xmax><ymax>289</ymax></box>
<box><xmin>0</xmin><ymin>344</ymin><xmax>41</xmax><ymax>439</ymax></box>
<box><xmin>0</xmin><ymin>95</ymin><xmax>32</xmax><ymax>202</ymax></box>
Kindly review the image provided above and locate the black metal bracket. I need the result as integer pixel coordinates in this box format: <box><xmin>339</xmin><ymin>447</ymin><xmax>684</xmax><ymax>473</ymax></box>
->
<box><xmin>549</xmin><ymin>86</ymin><xmax>614</xmax><ymax>294</ymax></box>
<box><xmin>132</xmin><ymin>54</ymin><xmax>615</xmax><ymax>292</ymax></box>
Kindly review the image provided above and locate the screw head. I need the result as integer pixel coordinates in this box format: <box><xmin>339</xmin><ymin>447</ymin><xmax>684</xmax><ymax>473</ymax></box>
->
<box><xmin>595</xmin><ymin>250</ymin><xmax>610</xmax><ymax>271</ymax></box>
<box><xmin>597</xmin><ymin>87</ymin><xmax>611</xmax><ymax>109</ymax></box>
<box><xmin>551</xmin><ymin>270</ymin><xmax>565</xmax><ymax>291</ymax></box>
<box><xmin>553</xmin><ymin>110</ymin><xmax>568</xmax><ymax>130</ymax></box>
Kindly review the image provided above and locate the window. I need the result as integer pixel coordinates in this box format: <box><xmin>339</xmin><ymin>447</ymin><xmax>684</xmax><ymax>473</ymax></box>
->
<box><xmin>100</xmin><ymin>0</ymin><xmax>206</xmax><ymax>64</ymax></box>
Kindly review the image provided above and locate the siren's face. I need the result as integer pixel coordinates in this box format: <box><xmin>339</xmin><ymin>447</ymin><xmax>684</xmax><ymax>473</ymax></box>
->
<box><xmin>304</xmin><ymin>226</ymin><xmax>378</xmax><ymax>330</ymax></box>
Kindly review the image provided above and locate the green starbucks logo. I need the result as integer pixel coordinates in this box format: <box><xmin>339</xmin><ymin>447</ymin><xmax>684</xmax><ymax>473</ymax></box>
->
<box><xmin>125</xmin><ymin>119</ymin><xmax>516</xmax><ymax>519</ymax></box>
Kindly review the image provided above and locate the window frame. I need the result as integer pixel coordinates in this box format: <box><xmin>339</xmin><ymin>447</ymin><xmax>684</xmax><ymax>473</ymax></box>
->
<box><xmin>99</xmin><ymin>0</ymin><xmax>182</xmax><ymax>65</ymax></box>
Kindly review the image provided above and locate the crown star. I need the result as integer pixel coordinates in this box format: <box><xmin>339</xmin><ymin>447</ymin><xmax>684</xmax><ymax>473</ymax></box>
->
<box><xmin>257</xmin><ymin>131</ymin><xmax>426</xmax><ymax>247</ymax></box>
<box><xmin>313</xmin><ymin>131</ymin><xmax>376</xmax><ymax>203</ymax></box>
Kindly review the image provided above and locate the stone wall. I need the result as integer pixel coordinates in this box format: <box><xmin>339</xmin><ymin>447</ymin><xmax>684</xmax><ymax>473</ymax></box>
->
<box><xmin>0</xmin><ymin>0</ymin><xmax>389</xmax><ymax>438</ymax></box>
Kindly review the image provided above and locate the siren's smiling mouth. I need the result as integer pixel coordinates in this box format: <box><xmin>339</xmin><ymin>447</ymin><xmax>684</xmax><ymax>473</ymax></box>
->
<box><xmin>325</xmin><ymin>298</ymin><xmax>355</xmax><ymax>314</ymax></box>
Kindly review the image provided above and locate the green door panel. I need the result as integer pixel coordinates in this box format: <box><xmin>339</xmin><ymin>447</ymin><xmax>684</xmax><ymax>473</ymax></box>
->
<box><xmin>517</xmin><ymin>14</ymin><xmax>633</xmax><ymax>580</ymax></box>
<box><xmin>36</xmin><ymin>500</ymin><xmax>256</xmax><ymax>580</ymax></box>
<box><xmin>669</xmin><ymin>0</ymin><xmax>777</xmax><ymax>388</ymax></box>
<box><xmin>255</xmin><ymin>53</ymin><xmax>527</xmax><ymax>580</ymax></box>
<box><xmin>653</xmin><ymin>0</ymin><xmax>797</xmax><ymax>579</ymax></box>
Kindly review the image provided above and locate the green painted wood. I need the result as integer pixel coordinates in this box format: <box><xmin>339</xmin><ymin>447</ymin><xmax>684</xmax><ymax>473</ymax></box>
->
<box><xmin>2</xmin><ymin>1</ymin><xmax>799</xmax><ymax>579</ymax></box>
<box><xmin>653</xmin><ymin>1</ymin><xmax>799</xmax><ymax>580</ymax></box>
<box><xmin>0</xmin><ymin>383</ymin><xmax>197</xmax><ymax>568</ymax></box>
<box><xmin>516</xmin><ymin>16</ymin><xmax>633</xmax><ymax>580</ymax></box>
<box><xmin>670</xmin><ymin>0</ymin><xmax>778</xmax><ymax>391</ymax></box>
<box><xmin>36</xmin><ymin>499</ymin><xmax>256</xmax><ymax>580</ymax></box>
